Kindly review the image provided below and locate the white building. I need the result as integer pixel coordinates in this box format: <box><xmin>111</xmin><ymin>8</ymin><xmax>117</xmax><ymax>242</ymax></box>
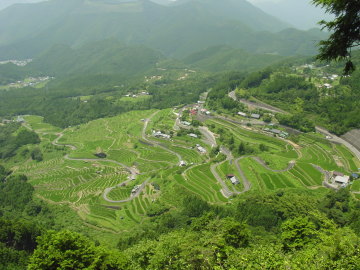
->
<box><xmin>131</xmin><ymin>185</ymin><xmax>141</xmax><ymax>194</ymax></box>
<box><xmin>179</xmin><ymin>160</ymin><xmax>187</xmax><ymax>167</ymax></box>
<box><xmin>181</xmin><ymin>121</ymin><xmax>191</xmax><ymax>126</ymax></box>
<box><xmin>238</xmin><ymin>112</ymin><xmax>247</xmax><ymax>117</ymax></box>
<box><xmin>230</xmin><ymin>176</ymin><xmax>240</xmax><ymax>185</ymax></box>
<box><xmin>334</xmin><ymin>175</ymin><xmax>350</xmax><ymax>185</ymax></box>
<box><xmin>188</xmin><ymin>133</ymin><xmax>198</xmax><ymax>138</ymax></box>
<box><xmin>153</xmin><ymin>131</ymin><xmax>171</xmax><ymax>139</ymax></box>
<box><xmin>196</xmin><ymin>144</ymin><xmax>207</xmax><ymax>154</ymax></box>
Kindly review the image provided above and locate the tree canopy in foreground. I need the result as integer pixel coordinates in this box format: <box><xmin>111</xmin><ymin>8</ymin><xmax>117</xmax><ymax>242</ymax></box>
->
<box><xmin>313</xmin><ymin>0</ymin><xmax>360</xmax><ymax>74</ymax></box>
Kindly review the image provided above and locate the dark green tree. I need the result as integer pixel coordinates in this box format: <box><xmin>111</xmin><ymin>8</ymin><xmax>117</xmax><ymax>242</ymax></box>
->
<box><xmin>28</xmin><ymin>230</ymin><xmax>127</xmax><ymax>270</ymax></box>
<box><xmin>31</xmin><ymin>148</ymin><xmax>43</xmax><ymax>162</ymax></box>
<box><xmin>313</xmin><ymin>0</ymin><xmax>360</xmax><ymax>74</ymax></box>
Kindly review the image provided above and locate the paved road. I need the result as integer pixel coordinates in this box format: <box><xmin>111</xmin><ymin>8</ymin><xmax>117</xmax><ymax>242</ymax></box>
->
<box><xmin>52</xmin><ymin>132</ymin><xmax>143</xmax><ymax>203</ymax></box>
<box><xmin>199</xmin><ymin>126</ymin><xmax>217</xmax><ymax>147</ymax></box>
<box><xmin>53</xmin><ymin>133</ymin><xmax>77</xmax><ymax>150</ymax></box>
<box><xmin>234</xmin><ymin>157</ymin><xmax>251</xmax><ymax>193</ymax></box>
<box><xmin>209</xmin><ymin>146</ymin><xmax>252</xmax><ymax>198</ymax></box>
<box><xmin>341</xmin><ymin>129</ymin><xmax>360</xmax><ymax>152</ymax></box>
<box><xmin>210</xmin><ymin>161</ymin><xmax>234</xmax><ymax>198</ymax></box>
<box><xmin>64</xmin><ymin>155</ymin><xmax>138</xmax><ymax>177</ymax></box>
<box><xmin>229</xmin><ymin>91</ymin><xmax>360</xmax><ymax>162</ymax></box>
<box><xmin>142</xmin><ymin>111</ymin><xmax>183</xmax><ymax>163</ymax></box>
<box><xmin>252</xmin><ymin>157</ymin><xmax>296</xmax><ymax>172</ymax></box>
<box><xmin>315</xmin><ymin>126</ymin><xmax>360</xmax><ymax>161</ymax></box>
<box><xmin>229</xmin><ymin>91</ymin><xmax>289</xmax><ymax>114</ymax></box>
<box><xmin>103</xmin><ymin>177</ymin><xmax>151</xmax><ymax>203</ymax></box>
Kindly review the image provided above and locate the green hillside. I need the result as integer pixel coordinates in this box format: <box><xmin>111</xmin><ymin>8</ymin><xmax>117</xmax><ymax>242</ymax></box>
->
<box><xmin>29</xmin><ymin>40</ymin><xmax>163</xmax><ymax>77</ymax></box>
<box><xmin>184</xmin><ymin>45</ymin><xmax>285</xmax><ymax>72</ymax></box>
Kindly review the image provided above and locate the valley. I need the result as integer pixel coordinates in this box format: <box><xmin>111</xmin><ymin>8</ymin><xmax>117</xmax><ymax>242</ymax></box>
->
<box><xmin>0</xmin><ymin>0</ymin><xmax>360</xmax><ymax>268</ymax></box>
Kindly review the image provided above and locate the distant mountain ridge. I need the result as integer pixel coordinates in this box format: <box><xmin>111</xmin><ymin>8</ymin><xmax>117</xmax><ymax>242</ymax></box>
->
<box><xmin>28</xmin><ymin>39</ymin><xmax>163</xmax><ymax>77</ymax></box>
<box><xmin>0</xmin><ymin>0</ymin><xmax>326</xmax><ymax>60</ymax></box>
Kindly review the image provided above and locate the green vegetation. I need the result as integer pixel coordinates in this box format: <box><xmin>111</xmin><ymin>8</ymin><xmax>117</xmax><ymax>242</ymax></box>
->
<box><xmin>0</xmin><ymin>1</ymin><xmax>359</xmax><ymax>267</ymax></box>
<box><xmin>236</xmin><ymin>53</ymin><xmax>360</xmax><ymax>134</ymax></box>
<box><xmin>0</xmin><ymin>122</ymin><xmax>40</xmax><ymax>159</ymax></box>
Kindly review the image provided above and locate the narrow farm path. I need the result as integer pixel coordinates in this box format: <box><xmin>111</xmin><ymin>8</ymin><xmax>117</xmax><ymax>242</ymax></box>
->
<box><xmin>252</xmin><ymin>157</ymin><xmax>296</xmax><ymax>172</ymax></box>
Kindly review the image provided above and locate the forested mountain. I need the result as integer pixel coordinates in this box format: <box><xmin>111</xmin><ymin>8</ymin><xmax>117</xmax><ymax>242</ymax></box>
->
<box><xmin>0</xmin><ymin>0</ymin><xmax>326</xmax><ymax>59</ymax></box>
<box><xmin>183</xmin><ymin>45</ymin><xmax>284</xmax><ymax>72</ymax></box>
<box><xmin>29</xmin><ymin>40</ymin><xmax>163</xmax><ymax>77</ymax></box>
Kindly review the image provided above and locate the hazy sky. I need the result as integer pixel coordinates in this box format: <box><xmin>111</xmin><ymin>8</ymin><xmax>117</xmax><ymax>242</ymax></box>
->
<box><xmin>247</xmin><ymin>0</ymin><xmax>333</xmax><ymax>30</ymax></box>
<box><xmin>0</xmin><ymin>0</ymin><xmax>333</xmax><ymax>30</ymax></box>
<box><xmin>0</xmin><ymin>0</ymin><xmax>45</xmax><ymax>10</ymax></box>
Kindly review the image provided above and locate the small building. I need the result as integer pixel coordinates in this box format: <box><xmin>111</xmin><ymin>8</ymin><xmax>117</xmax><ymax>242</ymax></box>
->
<box><xmin>238</xmin><ymin>112</ymin><xmax>247</xmax><ymax>117</ymax></box>
<box><xmin>270</xmin><ymin>129</ymin><xmax>281</xmax><ymax>135</ymax></box>
<box><xmin>179</xmin><ymin>160</ymin><xmax>187</xmax><ymax>167</ymax></box>
<box><xmin>190</xmin><ymin>109</ymin><xmax>197</xmax><ymax>115</ymax></box>
<box><xmin>334</xmin><ymin>175</ymin><xmax>350</xmax><ymax>185</ymax></box>
<box><xmin>153</xmin><ymin>131</ymin><xmax>171</xmax><ymax>139</ymax></box>
<box><xmin>131</xmin><ymin>185</ymin><xmax>141</xmax><ymax>194</ymax></box>
<box><xmin>196</xmin><ymin>144</ymin><xmax>207</xmax><ymax>154</ymax></box>
<box><xmin>2</xmin><ymin>119</ymin><xmax>12</xmax><ymax>124</ymax></box>
<box><xmin>333</xmin><ymin>171</ymin><xmax>344</xmax><ymax>177</ymax></box>
<box><xmin>181</xmin><ymin>121</ymin><xmax>191</xmax><ymax>126</ymax></box>
<box><xmin>226</xmin><ymin>174</ymin><xmax>235</xmax><ymax>179</ymax></box>
<box><xmin>250</xmin><ymin>113</ymin><xmax>260</xmax><ymax>119</ymax></box>
<box><xmin>230</xmin><ymin>176</ymin><xmax>240</xmax><ymax>185</ymax></box>
<box><xmin>197</xmin><ymin>101</ymin><xmax>205</xmax><ymax>104</ymax></box>
<box><xmin>16</xmin><ymin>116</ymin><xmax>25</xmax><ymax>123</ymax></box>
<box><xmin>188</xmin><ymin>133</ymin><xmax>198</xmax><ymax>138</ymax></box>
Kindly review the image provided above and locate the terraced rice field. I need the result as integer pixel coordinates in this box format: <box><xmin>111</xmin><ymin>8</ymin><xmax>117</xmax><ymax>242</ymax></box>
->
<box><xmin>15</xmin><ymin>108</ymin><xmax>359</xmax><ymax>232</ymax></box>
<box><xmin>175</xmin><ymin>164</ymin><xmax>227</xmax><ymax>203</ymax></box>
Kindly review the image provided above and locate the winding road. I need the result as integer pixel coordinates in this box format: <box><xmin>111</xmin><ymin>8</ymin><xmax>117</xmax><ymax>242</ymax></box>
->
<box><xmin>50</xmin><ymin>128</ymin><xmax>149</xmax><ymax>203</ymax></box>
<box><xmin>142</xmin><ymin>111</ymin><xmax>183</xmax><ymax>163</ymax></box>
<box><xmin>210</xmin><ymin>146</ymin><xmax>251</xmax><ymax>198</ymax></box>
<box><xmin>252</xmin><ymin>157</ymin><xmax>296</xmax><ymax>173</ymax></box>
<box><xmin>229</xmin><ymin>91</ymin><xmax>360</xmax><ymax>161</ymax></box>
<box><xmin>103</xmin><ymin>177</ymin><xmax>151</xmax><ymax>203</ymax></box>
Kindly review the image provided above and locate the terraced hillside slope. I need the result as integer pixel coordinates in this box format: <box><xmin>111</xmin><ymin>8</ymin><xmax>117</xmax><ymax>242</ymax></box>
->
<box><xmin>13</xmin><ymin>105</ymin><xmax>360</xmax><ymax>233</ymax></box>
